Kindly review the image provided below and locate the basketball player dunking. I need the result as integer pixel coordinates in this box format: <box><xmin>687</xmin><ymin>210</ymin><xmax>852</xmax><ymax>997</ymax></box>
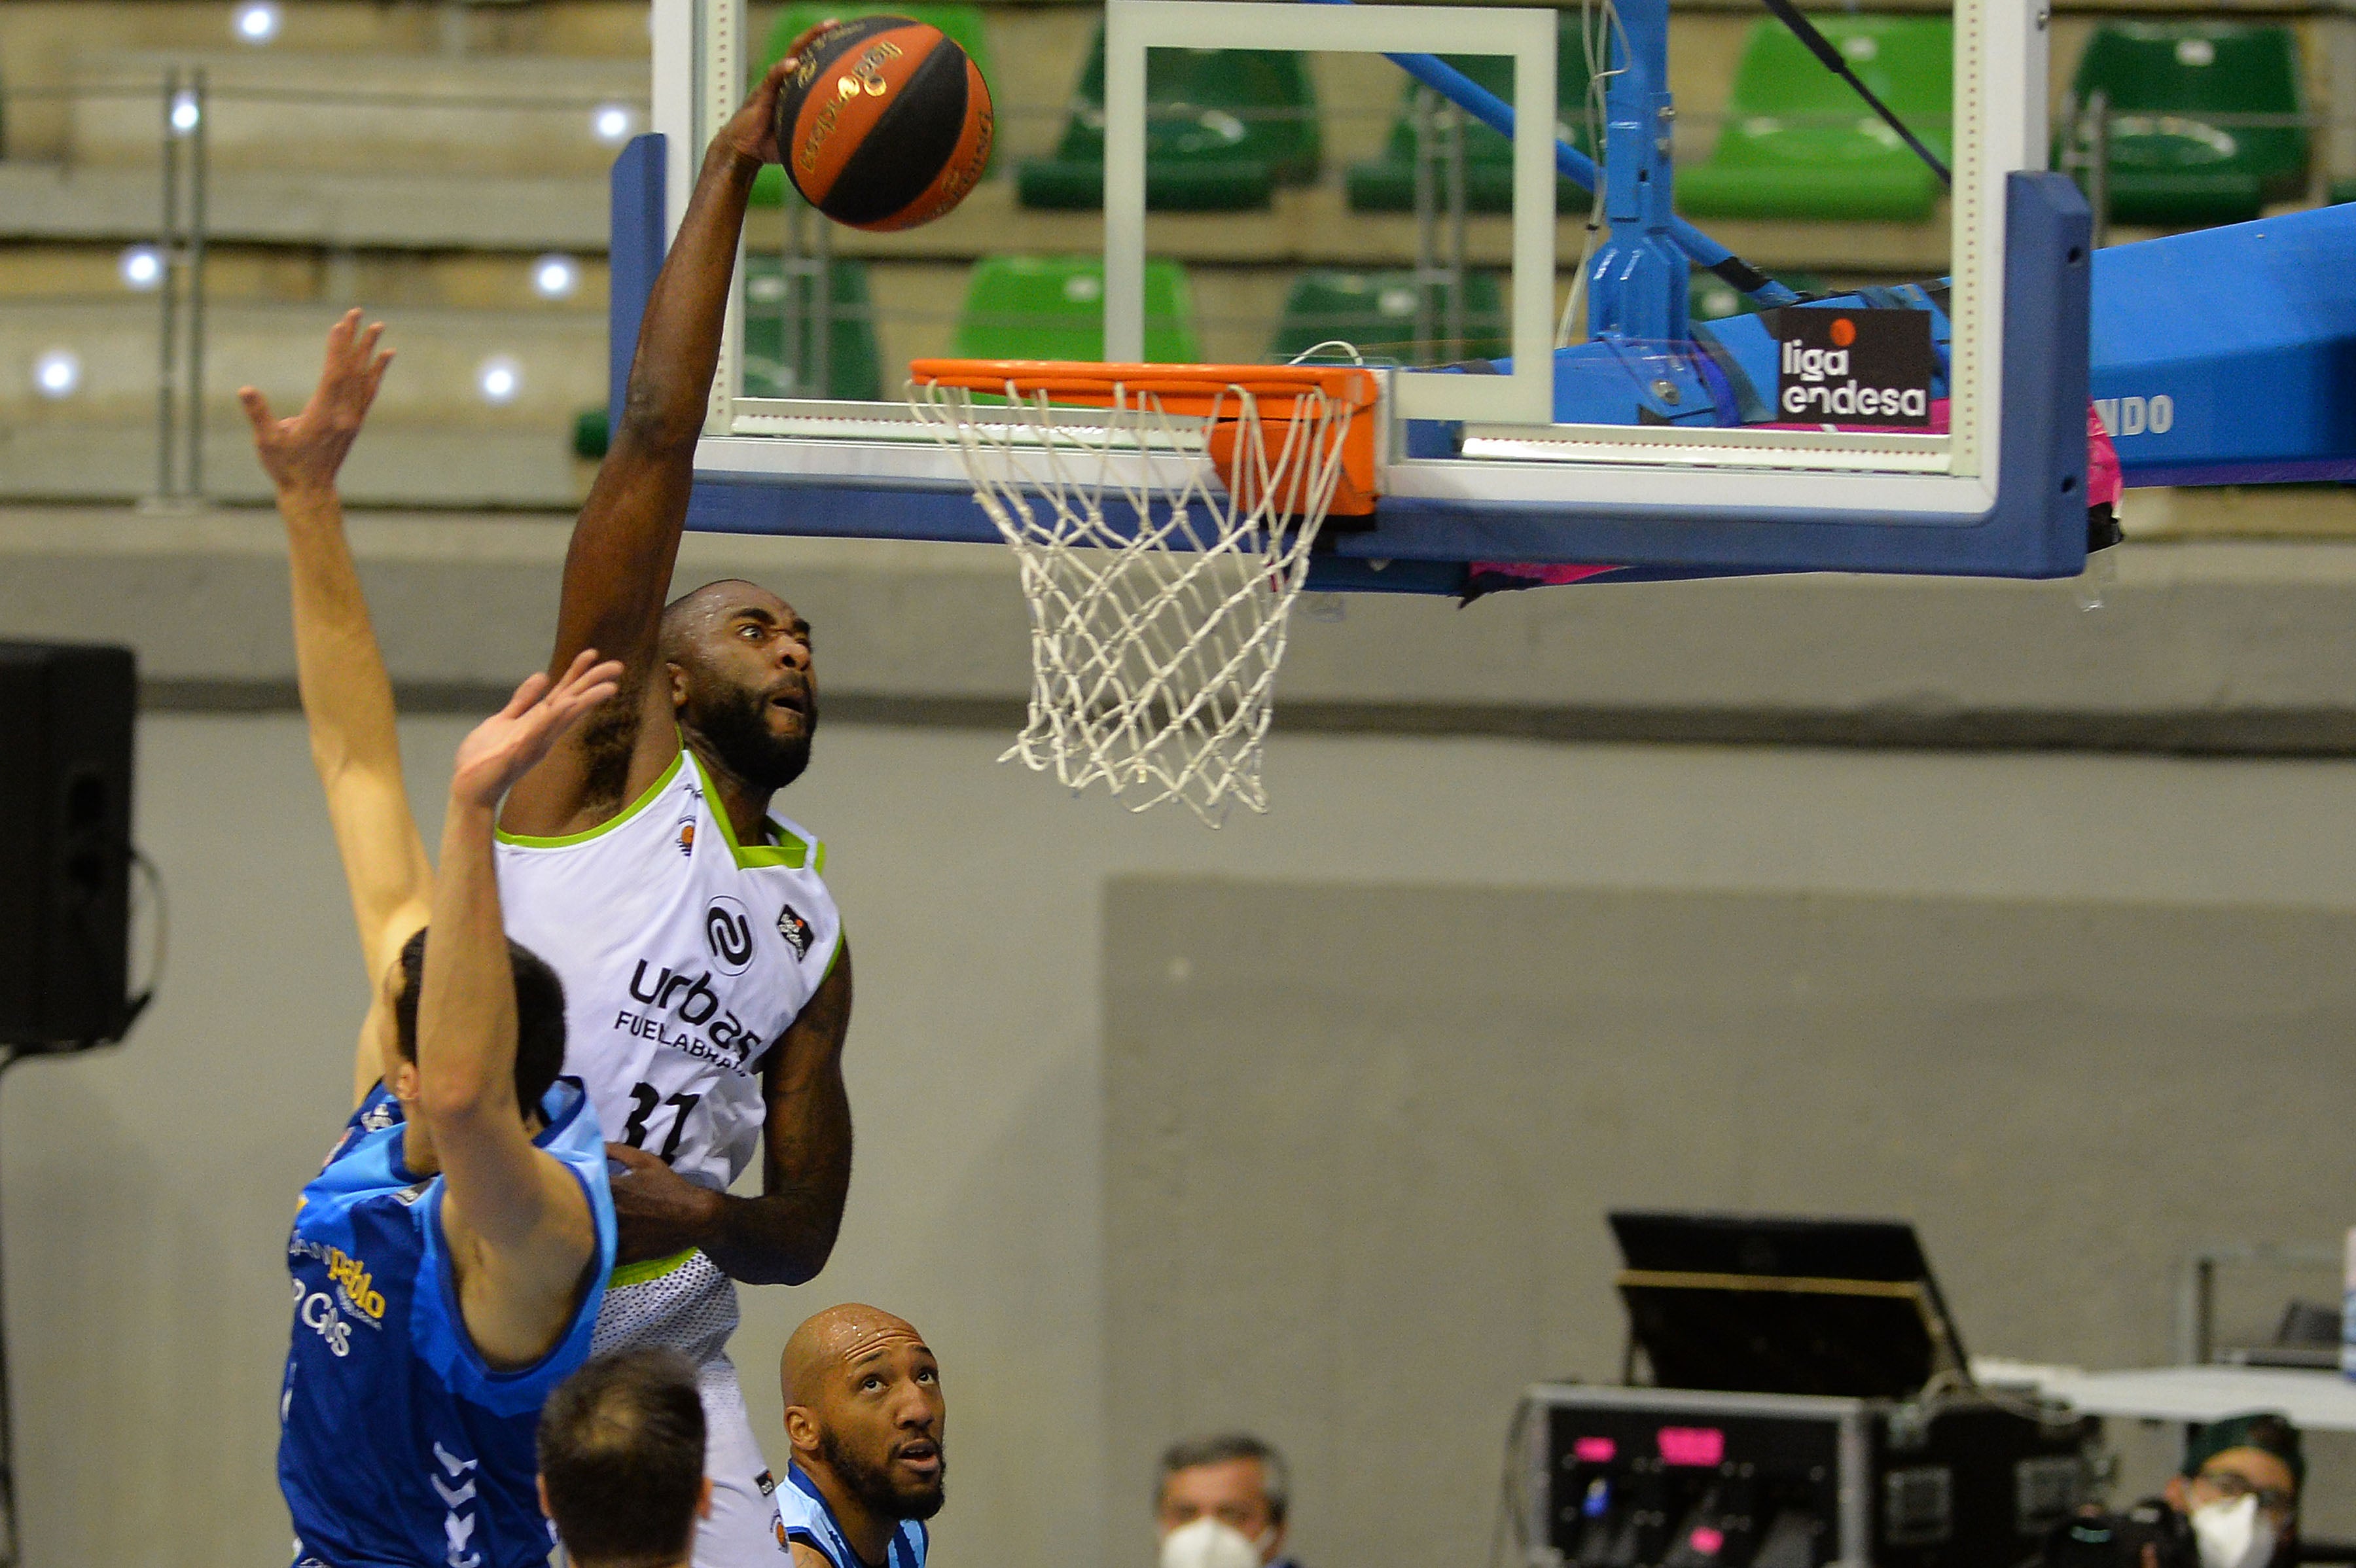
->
<box><xmin>250</xmin><ymin>33</ymin><xmax>856</xmax><ymax>1568</ymax></box>
<box><xmin>491</xmin><ymin>31</ymin><xmax>860</xmax><ymax>1568</ymax></box>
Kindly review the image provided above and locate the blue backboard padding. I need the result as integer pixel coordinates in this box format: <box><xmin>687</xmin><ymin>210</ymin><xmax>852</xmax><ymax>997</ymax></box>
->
<box><xmin>689</xmin><ymin>475</ymin><xmax>997</xmax><ymax>543</ymax></box>
<box><xmin>2091</xmin><ymin>202</ymin><xmax>2356</xmax><ymax>486</ymax></box>
<box><xmin>677</xmin><ymin>174</ymin><xmax>2090</xmax><ymax>582</ymax></box>
<box><xmin>610</xmin><ymin>135</ymin><xmax>668</xmax><ymax>435</ymax></box>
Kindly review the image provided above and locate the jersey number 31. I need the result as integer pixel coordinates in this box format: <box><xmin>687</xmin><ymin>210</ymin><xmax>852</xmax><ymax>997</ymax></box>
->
<box><xmin>622</xmin><ymin>1082</ymin><xmax>701</xmax><ymax>1162</ymax></box>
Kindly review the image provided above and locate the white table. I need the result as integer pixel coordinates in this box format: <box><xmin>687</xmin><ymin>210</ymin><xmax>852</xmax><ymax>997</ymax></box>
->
<box><xmin>1974</xmin><ymin>1359</ymin><xmax>2356</xmax><ymax>1433</ymax></box>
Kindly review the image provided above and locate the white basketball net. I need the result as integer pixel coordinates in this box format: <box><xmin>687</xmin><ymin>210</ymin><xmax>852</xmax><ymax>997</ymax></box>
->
<box><xmin>910</xmin><ymin>376</ymin><xmax>1357</xmax><ymax>825</ymax></box>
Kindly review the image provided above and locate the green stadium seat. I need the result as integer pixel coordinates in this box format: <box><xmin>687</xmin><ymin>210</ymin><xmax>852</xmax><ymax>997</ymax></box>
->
<box><xmin>741</xmin><ymin>255</ymin><xmax>885</xmax><ymax>401</ymax></box>
<box><xmin>952</xmin><ymin>255</ymin><xmax>1200</xmax><ymax>363</ymax></box>
<box><xmin>1016</xmin><ymin>27</ymin><xmax>1319</xmax><ymax>211</ymax></box>
<box><xmin>2067</xmin><ymin>23</ymin><xmax>2308</xmax><ymax>228</ymax></box>
<box><xmin>1677</xmin><ymin>15</ymin><xmax>1952</xmax><ymax>223</ymax></box>
<box><xmin>1690</xmin><ymin>269</ymin><xmax>1823</xmax><ymax>321</ymax></box>
<box><xmin>572</xmin><ymin>408</ymin><xmax>609</xmax><ymax>462</ymax></box>
<box><xmin>752</xmin><ymin>4</ymin><xmax>995</xmax><ymax>206</ymax></box>
<box><xmin>1269</xmin><ymin>270</ymin><xmax>1508</xmax><ymax>364</ymax></box>
<box><xmin>1344</xmin><ymin>26</ymin><xmax>1594</xmax><ymax>214</ymax></box>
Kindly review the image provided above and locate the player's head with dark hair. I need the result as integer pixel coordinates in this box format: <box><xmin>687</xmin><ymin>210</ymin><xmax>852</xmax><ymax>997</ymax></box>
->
<box><xmin>779</xmin><ymin>1304</ymin><xmax>945</xmax><ymax>1527</ymax></box>
<box><xmin>1157</xmin><ymin>1433</ymin><xmax>1289</xmax><ymax>1565</ymax></box>
<box><xmin>538</xmin><ymin>1348</ymin><xmax>711</xmax><ymax>1568</ymax></box>
<box><xmin>387</xmin><ymin>926</ymin><xmax>568</xmax><ymax>1118</ymax></box>
<box><xmin>658</xmin><ymin>579</ymin><xmax>816</xmax><ymax>797</ymax></box>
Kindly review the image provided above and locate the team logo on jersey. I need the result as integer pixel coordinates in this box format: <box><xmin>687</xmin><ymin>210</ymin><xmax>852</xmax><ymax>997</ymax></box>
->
<box><xmin>289</xmin><ymin>1237</ymin><xmax>389</xmax><ymax>1356</ymax></box>
<box><xmin>675</xmin><ymin>815</ymin><xmax>696</xmax><ymax>857</ymax></box>
<box><xmin>757</xmin><ymin>1469</ymin><xmax>777</xmax><ymax>1497</ymax></box>
<box><xmin>776</xmin><ymin>901</ymin><xmax>814</xmax><ymax>960</ymax></box>
<box><xmin>705</xmin><ymin>897</ymin><xmax>757</xmax><ymax>975</ymax></box>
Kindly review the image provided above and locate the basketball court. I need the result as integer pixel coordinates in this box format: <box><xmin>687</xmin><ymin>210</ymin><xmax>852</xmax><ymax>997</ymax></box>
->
<box><xmin>6</xmin><ymin>0</ymin><xmax>2356</xmax><ymax>1563</ymax></box>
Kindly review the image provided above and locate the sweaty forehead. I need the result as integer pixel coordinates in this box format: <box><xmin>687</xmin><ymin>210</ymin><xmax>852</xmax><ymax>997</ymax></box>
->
<box><xmin>826</xmin><ymin>1319</ymin><xmax>929</xmax><ymax>1373</ymax></box>
<box><xmin>667</xmin><ymin>580</ymin><xmax>799</xmax><ymax>637</ymax></box>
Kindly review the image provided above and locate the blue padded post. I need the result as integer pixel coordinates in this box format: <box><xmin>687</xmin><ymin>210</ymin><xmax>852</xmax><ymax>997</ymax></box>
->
<box><xmin>1586</xmin><ymin>0</ymin><xmax>1689</xmax><ymax>343</ymax></box>
<box><xmin>1296</xmin><ymin>0</ymin><xmax>1798</xmax><ymax>308</ymax></box>
<box><xmin>609</xmin><ymin>134</ymin><xmax>668</xmax><ymax>435</ymax></box>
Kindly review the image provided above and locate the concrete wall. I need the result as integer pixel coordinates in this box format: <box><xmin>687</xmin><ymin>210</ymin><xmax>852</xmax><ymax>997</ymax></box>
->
<box><xmin>1105</xmin><ymin>878</ymin><xmax>2356</xmax><ymax>1568</ymax></box>
<box><xmin>14</xmin><ymin>707</ymin><xmax>2356</xmax><ymax>1568</ymax></box>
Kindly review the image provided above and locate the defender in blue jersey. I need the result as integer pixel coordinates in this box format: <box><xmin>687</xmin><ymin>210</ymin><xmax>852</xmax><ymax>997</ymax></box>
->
<box><xmin>772</xmin><ymin>1305</ymin><xmax>947</xmax><ymax>1568</ymax></box>
<box><xmin>249</xmin><ymin>348</ymin><xmax>635</xmax><ymax>1568</ymax></box>
<box><xmin>274</xmin><ymin>648</ymin><xmax>626</xmax><ymax>1568</ymax></box>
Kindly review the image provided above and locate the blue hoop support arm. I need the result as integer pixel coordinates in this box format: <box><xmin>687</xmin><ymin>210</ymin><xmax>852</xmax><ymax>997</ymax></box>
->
<box><xmin>1297</xmin><ymin>0</ymin><xmax>1800</xmax><ymax>308</ymax></box>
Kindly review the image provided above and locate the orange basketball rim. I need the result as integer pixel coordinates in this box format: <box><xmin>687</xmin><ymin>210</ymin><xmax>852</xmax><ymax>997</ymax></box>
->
<box><xmin>908</xmin><ymin>359</ymin><xmax>1385</xmax><ymax>518</ymax></box>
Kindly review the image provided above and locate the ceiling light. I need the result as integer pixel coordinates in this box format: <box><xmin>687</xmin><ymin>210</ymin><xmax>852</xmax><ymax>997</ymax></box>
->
<box><xmin>234</xmin><ymin>2</ymin><xmax>282</xmax><ymax>43</ymax></box>
<box><xmin>170</xmin><ymin>92</ymin><xmax>202</xmax><ymax>135</ymax></box>
<box><xmin>592</xmin><ymin>104</ymin><xmax>636</xmax><ymax>144</ymax></box>
<box><xmin>118</xmin><ymin>246</ymin><xmax>165</xmax><ymax>291</ymax></box>
<box><xmin>531</xmin><ymin>255</ymin><xmax>579</xmax><ymax>299</ymax></box>
<box><xmin>34</xmin><ymin>349</ymin><xmax>82</xmax><ymax>399</ymax></box>
<box><xmin>477</xmin><ymin>356</ymin><xmax>523</xmax><ymax>405</ymax></box>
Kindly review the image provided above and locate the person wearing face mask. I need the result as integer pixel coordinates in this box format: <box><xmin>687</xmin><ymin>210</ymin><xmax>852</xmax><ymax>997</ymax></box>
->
<box><xmin>2037</xmin><ymin>1411</ymin><xmax>2304</xmax><ymax>1568</ymax></box>
<box><xmin>2168</xmin><ymin>1413</ymin><xmax>2304</xmax><ymax>1568</ymax></box>
<box><xmin>1156</xmin><ymin>1434</ymin><xmax>1301</xmax><ymax>1568</ymax></box>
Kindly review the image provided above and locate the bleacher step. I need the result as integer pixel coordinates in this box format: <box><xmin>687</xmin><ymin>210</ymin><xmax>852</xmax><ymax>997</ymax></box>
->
<box><xmin>0</xmin><ymin>164</ymin><xmax>610</xmax><ymax>251</ymax></box>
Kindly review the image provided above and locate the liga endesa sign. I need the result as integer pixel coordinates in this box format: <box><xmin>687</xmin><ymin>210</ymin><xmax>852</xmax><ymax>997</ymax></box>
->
<box><xmin>1770</xmin><ymin>307</ymin><xmax>1936</xmax><ymax>427</ymax></box>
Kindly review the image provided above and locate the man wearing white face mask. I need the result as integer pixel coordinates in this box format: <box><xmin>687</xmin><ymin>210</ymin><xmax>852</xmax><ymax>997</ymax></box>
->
<box><xmin>2039</xmin><ymin>1411</ymin><xmax>2303</xmax><ymax>1568</ymax></box>
<box><xmin>1155</xmin><ymin>1434</ymin><xmax>1300</xmax><ymax>1568</ymax></box>
<box><xmin>2166</xmin><ymin>1413</ymin><xmax>2303</xmax><ymax>1568</ymax></box>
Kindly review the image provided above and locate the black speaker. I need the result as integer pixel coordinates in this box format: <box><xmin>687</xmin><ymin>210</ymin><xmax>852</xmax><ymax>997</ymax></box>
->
<box><xmin>0</xmin><ymin>642</ymin><xmax>137</xmax><ymax>1050</ymax></box>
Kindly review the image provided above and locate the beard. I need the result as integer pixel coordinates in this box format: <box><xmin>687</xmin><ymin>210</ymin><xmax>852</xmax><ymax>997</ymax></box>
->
<box><xmin>690</xmin><ymin>681</ymin><xmax>813</xmax><ymax>793</ymax></box>
<box><xmin>817</xmin><ymin>1425</ymin><xmax>946</xmax><ymax>1523</ymax></box>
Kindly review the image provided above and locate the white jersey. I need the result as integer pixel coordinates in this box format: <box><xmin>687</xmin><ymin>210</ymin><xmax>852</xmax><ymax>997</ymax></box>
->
<box><xmin>495</xmin><ymin>745</ymin><xmax>841</xmax><ymax>1193</ymax></box>
<box><xmin>496</xmin><ymin>745</ymin><xmax>842</xmax><ymax>1568</ymax></box>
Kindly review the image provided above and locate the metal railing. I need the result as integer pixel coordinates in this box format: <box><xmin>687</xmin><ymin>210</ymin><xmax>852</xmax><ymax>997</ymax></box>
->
<box><xmin>154</xmin><ymin>69</ymin><xmax>207</xmax><ymax>506</ymax></box>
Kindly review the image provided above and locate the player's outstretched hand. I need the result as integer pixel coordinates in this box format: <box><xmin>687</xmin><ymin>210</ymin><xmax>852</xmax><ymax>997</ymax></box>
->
<box><xmin>721</xmin><ymin>18</ymin><xmax>838</xmax><ymax>166</ymax></box>
<box><xmin>451</xmin><ymin>651</ymin><xmax>626</xmax><ymax>810</ymax></box>
<box><xmin>239</xmin><ymin>308</ymin><xmax>393</xmax><ymax>497</ymax></box>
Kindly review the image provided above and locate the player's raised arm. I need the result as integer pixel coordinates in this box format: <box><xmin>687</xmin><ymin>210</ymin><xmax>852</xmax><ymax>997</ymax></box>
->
<box><xmin>500</xmin><ymin>31</ymin><xmax>832</xmax><ymax>840</ymax></box>
<box><xmin>241</xmin><ymin>312</ymin><xmax>427</xmax><ymax>1108</ymax></box>
<box><xmin>419</xmin><ymin>652</ymin><xmax>624</xmax><ymax>1362</ymax></box>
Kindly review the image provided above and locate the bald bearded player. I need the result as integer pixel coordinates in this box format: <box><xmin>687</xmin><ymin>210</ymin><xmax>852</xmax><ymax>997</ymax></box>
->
<box><xmin>773</xmin><ymin>1306</ymin><xmax>948</xmax><ymax>1568</ymax></box>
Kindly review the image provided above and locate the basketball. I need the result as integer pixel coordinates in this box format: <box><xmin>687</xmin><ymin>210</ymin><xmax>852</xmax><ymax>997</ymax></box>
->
<box><xmin>776</xmin><ymin>16</ymin><xmax>994</xmax><ymax>232</ymax></box>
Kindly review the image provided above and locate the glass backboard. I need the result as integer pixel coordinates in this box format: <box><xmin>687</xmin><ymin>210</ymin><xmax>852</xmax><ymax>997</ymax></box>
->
<box><xmin>642</xmin><ymin>0</ymin><xmax>2094</xmax><ymax>588</ymax></box>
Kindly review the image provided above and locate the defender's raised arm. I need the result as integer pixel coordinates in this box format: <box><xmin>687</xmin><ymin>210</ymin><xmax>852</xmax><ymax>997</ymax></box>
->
<box><xmin>421</xmin><ymin>653</ymin><xmax>622</xmax><ymax>1364</ymax></box>
<box><xmin>241</xmin><ymin>312</ymin><xmax>428</xmax><ymax>1107</ymax></box>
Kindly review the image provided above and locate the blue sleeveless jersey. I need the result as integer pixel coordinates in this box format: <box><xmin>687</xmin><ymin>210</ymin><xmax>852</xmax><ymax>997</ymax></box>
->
<box><xmin>279</xmin><ymin>1080</ymin><xmax>616</xmax><ymax>1568</ymax></box>
<box><xmin>777</xmin><ymin>1461</ymin><xmax>929</xmax><ymax>1568</ymax></box>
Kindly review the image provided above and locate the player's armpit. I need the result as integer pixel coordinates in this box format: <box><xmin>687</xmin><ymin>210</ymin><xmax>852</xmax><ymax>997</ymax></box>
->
<box><xmin>789</xmin><ymin>1540</ymin><xmax>838</xmax><ymax>1568</ymax></box>
<box><xmin>440</xmin><ymin>1152</ymin><xmax>599</xmax><ymax>1370</ymax></box>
